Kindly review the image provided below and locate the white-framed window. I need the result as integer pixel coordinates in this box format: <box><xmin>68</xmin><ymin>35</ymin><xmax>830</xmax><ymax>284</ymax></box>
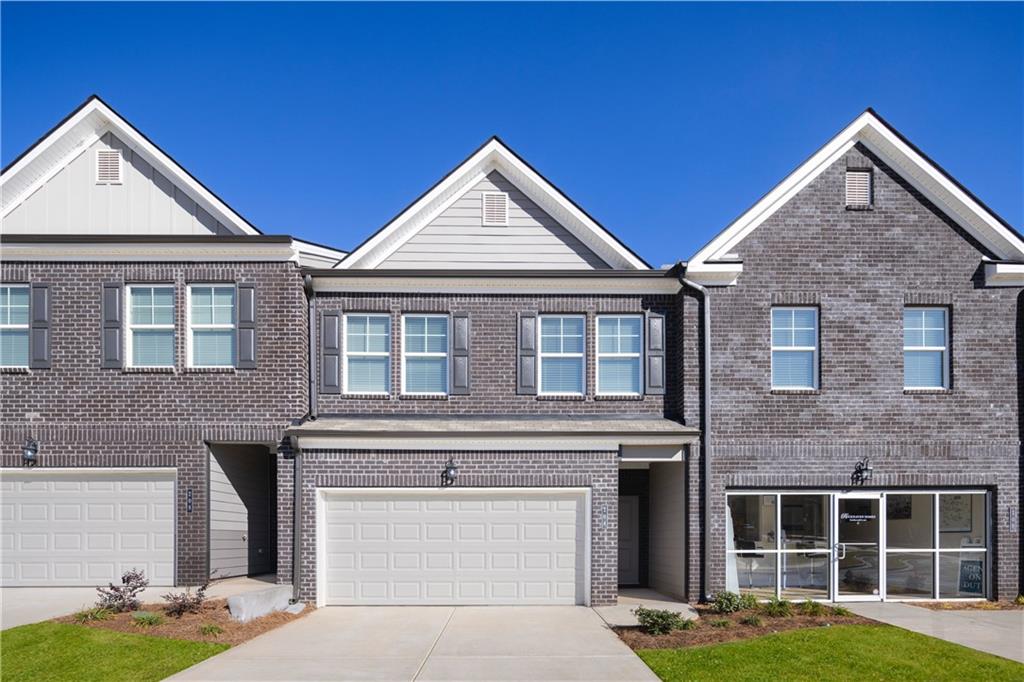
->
<box><xmin>539</xmin><ymin>315</ymin><xmax>585</xmax><ymax>395</ymax></box>
<box><xmin>187</xmin><ymin>284</ymin><xmax>235</xmax><ymax>367</ymax></box>
<box><xmin>401</xmin><ymin>314</ymin><xmax>448</xmax><ymax>395</ymax></box>
<box><xmin>771</xmin><ymin>307</ymin><xmax>818</xmax><ymax>389</ymax></box>
<box><xmin>904</xmin><ymin>307</ymin><xmax>948</xmax><ymax>389</ymax></box>
<box><xmin>481</xmin><ymin>191</ymin><xmax>509</xmax><ymax>226</ymax></box>
<box><xmin>126</xmin><ymin>285</ymin><xmax>175</xmax><ymax>367</ymax></box>
<box><xmin>596</xmin><ymin>315</ymin><xmax>642</xmax><ymax>395</ymax></box>
<box><xmin>0</xmin><ymin>285</ymin><xmax>30</xmax><ymax>367</ymax></box>
<box><xmin>344</xmin><ymin>313</ymin><xmax>391</xmax><ymax>394</ymax></box>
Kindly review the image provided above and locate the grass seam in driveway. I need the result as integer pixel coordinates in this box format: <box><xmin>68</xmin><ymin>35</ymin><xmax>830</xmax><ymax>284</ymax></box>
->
<box><xmin>1</xmin><ymin>621</ymin><xmax>229</xmax><ymax>682</ymax></box>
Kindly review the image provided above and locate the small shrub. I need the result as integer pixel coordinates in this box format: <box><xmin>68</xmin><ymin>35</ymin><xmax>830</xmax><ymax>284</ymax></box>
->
<box><xmin>739</xmin><ymin>593</ymin><xmax>759</xmax><ymax>611</ymax></box>
<box><xmin>831</xmin><ymin>606</ymin><xmax>853</xmax><ymax>617</ymax></box>
<box><xmin>633</xmin><ymin>606</ymin><xmax>687</xmax><ymax>635</ymax></box>
<box><xmin>761</xmin><ymin>596</ymin><xmax>793</xmax><ymax>617</ymax></box>
<box><xmin>162</xmin><ymin>583</ymin><xmax>209</xmax><ymax>618</ymax></box>
<box><xmin>1015</xmin><ymin>594</ymin><xmax>1024</xmax><ymax>606</ymax></box>
<box><xmin>73</xmin><ymin>607</ymin><xmax>112</xmax><ymax>623</ymax></box>
<box><xmin>199</xmin><ymin>623</ymin><xmax>224</xmax><ymax>637</ymax></box>
<box><xmin>679</xmin><ymin>618</ymin><xmax>698</xmax><ymax>630</ymax></box>
<box><xmin>132</xmin><ymin>611</ymin><xmax>164</xmax><ymax>628</ymax></box>
<box><xmin>712</xmin><ymin>591</ymin><xmax>744</xmax><ymax>614</ymax></box>
<box><xmin>96</xmin><ymin>568</ymin><xmax>149</xmax><ymax>613</ymax></box>
<box><xmin>739</xmin><ymin>614</ymin><xmax>763</xmax><ymax>627</ymax></box>
<box><xmin>709</xmin><ymin>619</ymin><xmax>731</xmax><ymax>628</ymax></box>
<box><xmin>799</xmin><ymin>599</ymin><xmax>826</xmax><ymax>616</ymax></box>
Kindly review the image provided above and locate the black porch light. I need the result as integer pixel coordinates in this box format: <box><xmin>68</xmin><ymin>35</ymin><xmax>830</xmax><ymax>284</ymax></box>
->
<box><xmin>440</xmin><ymin>457</ymin><xmax>458</xmax><ymax>487</ymax></box>
<box><xmin>851</xmin><ymin>457</ymin><xmax>873</xmax><ymax>486</ymax></box>
<box><xmin>22</xmin><ymin>438</ymin><xmax>38</xmax><ymax>467</ymax></box>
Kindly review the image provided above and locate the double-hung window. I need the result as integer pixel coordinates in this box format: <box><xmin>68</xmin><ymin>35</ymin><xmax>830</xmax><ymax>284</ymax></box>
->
<box><xmin>188</xmin><ymin>285</ymin><xmax>236</xmax><ymax>367</ymax></box>
<box><xmin>904</xmin><ymin>307</ymin><xmax>948</xmax><ymax>389</ymax></box>
<box><xmin>345</xmin><ymin>314</ymin><xmax>390</xmax><ymax>394</ymax></box>
<box><xmin>596</xmin><ymin>315</ymin><xmax>642</xmax><ymax>395</ymax></box>
<box><xmin>771</xmin><ymin>307</ymin><xmax>818</xmax><ymax>389</ymax></box>
<box><xmin>402</xmin><ymin>315</ymin><xmax>448</xmax><ymax>395</ymax></box>
<box><xmin>0</xmin><ymin>285</ymin><xmax>30</xmax><ymax>367</ymax></box>
<box><xmin>539</xmin><ymin>315</ymin><xmax>585</xmax><ymax>395</ymax></box>
<box><xmin>126</xmin><ymin>285</ymin><xmax>175</xmax><ymax>367</ymax></box>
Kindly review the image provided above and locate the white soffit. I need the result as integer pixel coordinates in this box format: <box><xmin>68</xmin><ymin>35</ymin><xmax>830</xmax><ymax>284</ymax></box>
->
<box><xmin>1</xmin><ymin>95</ymin><xmax>260</xmax><ymax>236</ymax></box>
<box><xmin>687</xmin><ymin>109</ymin><xmax>1024</xmax><ymax>286</ymax></box>
<box><xmin>336</xmin><ymin>137</ymin><xmax>650</xmax><ymax>270</ymax></box>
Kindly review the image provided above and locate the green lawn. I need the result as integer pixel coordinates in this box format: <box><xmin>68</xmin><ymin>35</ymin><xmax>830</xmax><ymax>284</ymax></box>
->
<box><xmin>1</xmin><ymin>622</ymin><xmax>228</xmax><ymax>682</ymax></box>
<box><xmin>638</xmin><ymin>624</ymin><xmax>1024</xmax><ymax>682</ymax></box>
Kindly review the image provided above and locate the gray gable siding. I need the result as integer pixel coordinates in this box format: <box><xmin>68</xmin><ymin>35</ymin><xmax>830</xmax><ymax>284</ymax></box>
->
<box><xmin>378</xmin><ymin>171</ymin><xmax>610</xmax><ymax>269</ymax></box>
<box><xmin>2</xmin><ymin>132</ymin><xmax>232</xmax><ymax>235</ymax></box>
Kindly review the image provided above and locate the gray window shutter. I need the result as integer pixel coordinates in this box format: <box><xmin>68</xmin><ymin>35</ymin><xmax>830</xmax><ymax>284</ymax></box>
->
<box><xmin>450</xmin><ymin>313</ymin><xmax>470</xmax><ymax>395</ymax></box>
<box><xmin>236</xmin><ymin>284</ymin><xmax>257</xmax><ymax>369</ymax></box>
<box><xmin>517</xmin><ymin>313</ymin><xmax>537</xmax><ymax>395</ymax></box>
<box><xmin>321</xmin><ymin>310</ymin><xmax>341</xmax><ymax>394</ymax></box>
<box><xmin>101</xmin><ymin>282</ymin><xmax>123</xmax><ymax>368</ymax></box>
<box><xmin>29</xmin><ymin>283</ymin><xmax>51</xmax><ymax>369</ymax></box>
<box><xmin>645</xmin><ymin>311</ymin><xmax>666</xmax><ymax>395</ymax></box>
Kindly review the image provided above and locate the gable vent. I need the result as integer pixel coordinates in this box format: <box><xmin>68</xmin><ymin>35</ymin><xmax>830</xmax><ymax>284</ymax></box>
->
<box><xmin>481</xmin><ymin>192</ymin><xmax>509</xmax><ymax>226</ymax></box>
<box><xmin>96</xmin><ymin>149</ymin><xmax>123</xmax><ymax>184</ymax></box>
<box><xmin>845</xmin><ymin>169</ymin><xmax>871</xmax><ymax>208</ymax></box>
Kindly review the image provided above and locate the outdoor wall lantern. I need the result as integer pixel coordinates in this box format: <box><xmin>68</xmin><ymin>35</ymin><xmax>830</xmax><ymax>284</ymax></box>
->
<box><xmin>851</xmin><ymin>457</ymin><xmax>873</xmax><ymax>486</ymax></box>
<box><xmin>22</xmin><ymin>438</ymin><xmax>38</xmax><ymax>467</ymax></box>
<box><xmin>440</xmin><ymin>457</ymin><xmax>458</xmax><ymax>487</ymax></box>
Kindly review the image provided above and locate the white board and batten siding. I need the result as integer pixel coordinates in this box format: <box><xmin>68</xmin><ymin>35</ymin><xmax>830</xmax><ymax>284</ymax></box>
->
<box><xmin>318</xmin><ymin>488</ymin><xmax>590</xmax><ymax>606</ymax></box>
<box><xmin>0</xmin><ymin>469</ymin><xmax>175</xmax><ymax>587</ymax></box>
<box><xmin>378</xmin><ymin>171</ymin><xmax>611</xmax><ymax>270</ymax></box>
<box><xmin>2</xmin><ymin>132</ymin><xmax>233</xmax><ymax>235</ymax></box>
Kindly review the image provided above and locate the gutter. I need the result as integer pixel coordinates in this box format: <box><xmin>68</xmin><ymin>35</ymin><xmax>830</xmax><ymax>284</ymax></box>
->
<box><xmin>291</xmin><ymin>275</ymin><xmax>317</xmax><ymax>602</ymax></box>
<box><xmin>304</xmin><ymin>275</ymin><xmax>318</xmax><ymax>421</ymax></box>
<box><xmin>677</xmin><ymin>264</ymin><xmax>713</xmax><ymax>602</ymax></box>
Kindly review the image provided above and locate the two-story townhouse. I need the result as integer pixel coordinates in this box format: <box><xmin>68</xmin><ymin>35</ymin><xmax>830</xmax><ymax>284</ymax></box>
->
<box><xmin>0</xmin><ymin>96</ymin><xmax>345</xmax><ymax>588</ymax></box>
<box><xmin>684</xmin><ymin>109</ymin><xmax>1024</xmax><ymax>603</ymax></box>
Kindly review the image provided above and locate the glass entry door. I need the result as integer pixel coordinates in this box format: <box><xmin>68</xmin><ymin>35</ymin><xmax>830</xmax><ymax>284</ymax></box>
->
<box><xmin>833</xmin><ymin>493</ymin><xmax>883</xmax><ymax>601</ymax></box>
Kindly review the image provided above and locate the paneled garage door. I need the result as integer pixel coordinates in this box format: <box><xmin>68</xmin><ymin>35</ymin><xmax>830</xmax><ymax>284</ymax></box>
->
<box><xmin>0</xmin><ymin>469</ymin><xmax>175</xmax><ymax>586</ymax></box>
<box><xmin>319</xmin><ymin>488</ymin><xmax>589</xmax><ymax>606</ymax></box>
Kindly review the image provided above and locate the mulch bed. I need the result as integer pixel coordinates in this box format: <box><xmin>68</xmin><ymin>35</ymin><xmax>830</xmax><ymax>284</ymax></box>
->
<box><xmin>54</xmin><ymin>598</ymin><xmax>310</xmax><ymax>646</ymax></box>
<box><xmin>615</xmin><ymin>605</ymin><xmax>876</xmax><ymax>650</ymax></box>
<box><xmin>911</xmin><ymin>600</ymin><xmax>1024</xmax><ymax>611</ymax></box>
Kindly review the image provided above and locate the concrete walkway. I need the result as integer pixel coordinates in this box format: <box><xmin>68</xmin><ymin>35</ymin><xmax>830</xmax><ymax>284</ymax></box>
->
<box><xmin>847</xmin><ymin>602</ymin><xmax>1024</xmax><ymax>663</ymax></box>
<box><xmin>595</xmin><ymin>588</ymin><xmax>698</xmax><ymax>627</ymax></box>
<box><xmin>0</xmin><ymin>574</ymin><xmax>278</xmax><ymax>630</ymax></box>
<box><xmin>169</xmin><ymin>606</ymin><xmax>657</xmax><ymax>681</ymax></box>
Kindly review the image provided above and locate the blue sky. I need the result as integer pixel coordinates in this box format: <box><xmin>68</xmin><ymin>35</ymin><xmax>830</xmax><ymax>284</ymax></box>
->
<box><xmin>3</xmin><ymin>2</ymin><xmax>1021</xmax><ymax>263</ymax></box>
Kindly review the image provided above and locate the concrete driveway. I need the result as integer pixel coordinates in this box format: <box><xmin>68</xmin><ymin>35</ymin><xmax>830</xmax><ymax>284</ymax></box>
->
<box><xmin>169</xmin><ymin>606</ymin><xmax>657</xmax><ymax>681</ymax></box>
<box><xmin>0</xmin><ymin>575</ymin><xmax>277</xmax><ymax>630</ymax></box>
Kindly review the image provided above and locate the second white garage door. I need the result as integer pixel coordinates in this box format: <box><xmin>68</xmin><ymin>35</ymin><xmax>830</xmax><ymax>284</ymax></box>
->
<box><xmin>319</xmin><ymin>488</ymin><xmax>589</xmax><ymax>606</ymax></box>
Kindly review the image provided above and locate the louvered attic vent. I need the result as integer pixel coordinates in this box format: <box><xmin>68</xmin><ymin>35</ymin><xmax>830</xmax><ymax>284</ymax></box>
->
<box><xmin>845</xmin><ymin>169</ymin><xmax>872</xmax><ymax>208</ymax></box>
<box><xmin>96</xmin><ymin>149</ymin><xmax>123</xmax><ymax>184</ymax></box>
<box><xmin>482</xmin><ymin>192</ymin><xmax>509</xmax><ymax>226</ymax></box>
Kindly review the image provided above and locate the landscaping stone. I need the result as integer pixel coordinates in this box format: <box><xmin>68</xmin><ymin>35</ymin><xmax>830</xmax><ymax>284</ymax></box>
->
<box><xmin>284</xmin><ymin>602</ymin><xmax>306</xmax><ymax>615</ymax></box>
<box><xmin>227</xmin><ymin>586</ymin><xmax>293</xmax><ymax>623</ymax></box>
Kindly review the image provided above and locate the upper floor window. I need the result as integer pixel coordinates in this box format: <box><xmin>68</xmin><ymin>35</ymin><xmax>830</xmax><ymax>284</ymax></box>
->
<box><xmin>904</xmin><ymin>307</ymin><xmax>948</xmax><ymax>389</ymax></box>
<box><xmin>596</xmin><ymin>315</ymin><xmax>642</xmax><ymax>395</ymax></box>
<box><xmin>188</xmin><ymin>285</ymin><xmax>235</xmax><ymax>367</ymax></box>
<box><xmin>126</xmin><ymin>285</ymin><xmax>175</xmax><ymax>367</ymax></box>
<box><xmin>402</xmin><ymin>314</ymin><xmax>448</xmax><ymax>395</ymax></box>
<box><xmin>0</xmin><ymin>285</ymin><xmax>30</xmax><ymax>367</ymax></box>
<box><xmin>345</xmin><ymin>314</ymin><xmax>391</xmax><ymax>394</ymax></box>
<box><xmin>539</xmin><ymin>315</ymin><xmax>585</xmax><ymax>395</ymax></box>
<box><xmin>771</xmin><ymin>307</ymin><xmax>818</xmax><ymax>389</ymax></box>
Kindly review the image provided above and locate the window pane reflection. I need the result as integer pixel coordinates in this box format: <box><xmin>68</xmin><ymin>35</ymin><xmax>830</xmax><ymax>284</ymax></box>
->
<box><xmin>939</xmin><ymin>494</ymin><xmax>986</xmax><ymax>549</ymax></box>
<box><xmin>729</xmin><ymin>553</ymin><xmax>776</xmax><ymax>599</ymax></box>
<box><xmin>780</xmin><ymin>552</ymin><xmax>829</xmax><ymax>599</ymax></box>
<box><xmin>781</xmin><ymin>494</ymin><xmax>828</xmax><ymax>550</ymax></box>
<box><xmin>887</xmin><ymin>494</ymin><xmax>934</xmax><ymax>549</ymax></box>
<box><xmin>886</xmin><ymin>553</ymin><xmax>934</xmax><ymax>599</ymax></box>
<box><xmin>728</xmin><ymin>495</ymin><xmax>777</xmax><ymax>551</ymax></box>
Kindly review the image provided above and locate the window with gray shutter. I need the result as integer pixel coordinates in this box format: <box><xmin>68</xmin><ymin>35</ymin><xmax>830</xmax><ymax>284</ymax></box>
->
<box><xmin>516</xmin><ymin>313</ymin><xmax>537</xmax><ymax>395</ymax></box>
<box><xmin>450</xmin><ymin>312</ymin><xmax>470</xmax><ymax>395</ymax></box>
<box><xmin>645</xmin><ymin>311</ymin><xmax>665</xmax><ymax>395</ymax></box>
<box><xmin>29</xmin><ymin>283</ymin><xmax>51</xmax><ymax>369</ymax></box>
<box><xmin>236</xmin><ymin>284</ymin><xmax>256</xmax><ymax>369</ymax></box>
<box><xmin>101</xmin><ymin>282</ymin><xmax>123</xmax><ymax>368</ymax></box>
<box><xmin>321</xmin><ymin>310</ymin><xmax>341</xmax><ymax>394</ymax></box>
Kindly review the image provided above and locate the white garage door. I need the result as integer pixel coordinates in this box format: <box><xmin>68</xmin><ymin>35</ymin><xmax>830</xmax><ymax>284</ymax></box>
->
<box><xmin>0</xmin><ymin>469</ymin><xmax>175</xmax><ymax>587</ymax></box>
<box><xmin>320</xmin><ymin>488</ymin><xmax>589</xmax><ymax>606</ymax></box>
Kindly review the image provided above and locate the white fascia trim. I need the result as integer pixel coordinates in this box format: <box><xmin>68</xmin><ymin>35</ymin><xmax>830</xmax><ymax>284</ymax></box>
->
<box><xmin>293</xmin><ymin>239</ymin><xmax>348</xmax><ymax>261</ymax></box>
<box><xmin>688</xmin><ymin>111</ymin><xmax>1024</xmax><ymax>283</ymax></box>
<box><xmin>984</xmin><ymin>261</ymin><xmax>1024</xmax><ymax>287</ymax></box>
<box><xmin>0</xmin><ymin>467</ymin><xmax>176</xmax><ymax>476</ymax></box>
<box><xmin>0</xmin><ymin>241</ymin><xmax>298</xmax><ymax>263</ymax></box>
<box><xmin>311</xmin><ymin>275</ymin><xmax>680</xmax><ymax>295</ymax></box>
<box><xmin>1</xmin><ymin>99</ymin><xmax>260</xmax><ymax>235</ymax></box>
<box><xmin>294</xmin><ymin>435</ymin><xmax>695</xmax><ymax>451</ymax></box>
<box><xmin>338</xmin><ymin>139</ymin><xmax>648</xmax><ymax>271</ymax></box>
